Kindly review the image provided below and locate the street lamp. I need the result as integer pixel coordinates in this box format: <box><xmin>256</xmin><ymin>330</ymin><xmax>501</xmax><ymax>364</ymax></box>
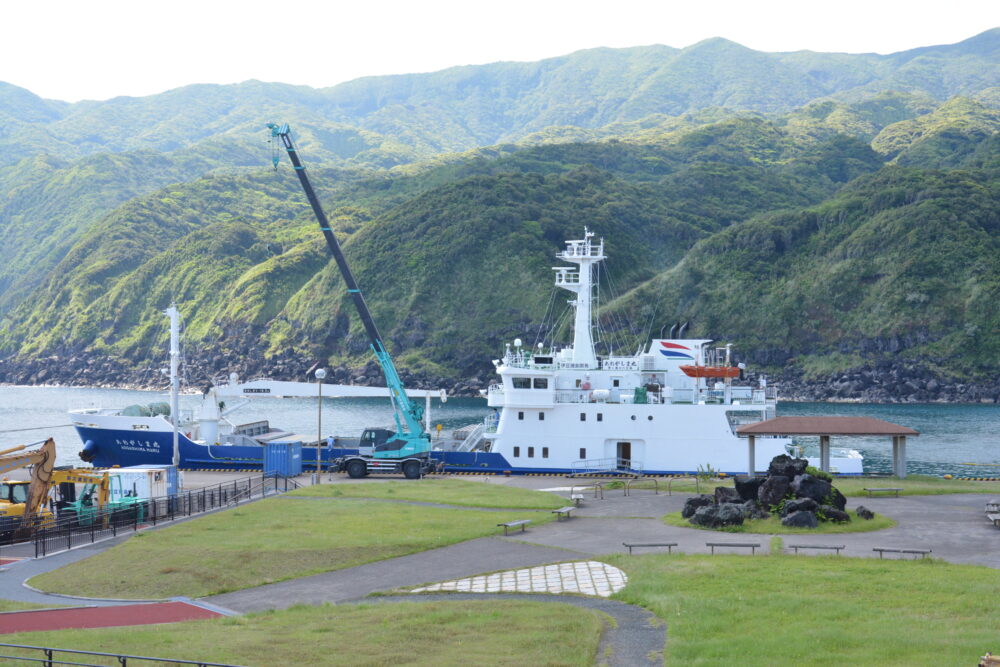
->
<box><xmin>315</xmin><ymin>368</ymin><xmax>327</xmax><ymax>484</ymax></box>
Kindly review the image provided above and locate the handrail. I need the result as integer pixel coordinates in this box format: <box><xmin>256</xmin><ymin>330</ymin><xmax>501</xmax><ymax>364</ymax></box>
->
<box><xmin>624</xmin><ymin>478</ymin><xmax>658</xmax><ymax>496</ymax></box>
<box><xmin>0</xmin><ymin>642</ymin><xmax>246</xmax><ymax>666</ymax></box>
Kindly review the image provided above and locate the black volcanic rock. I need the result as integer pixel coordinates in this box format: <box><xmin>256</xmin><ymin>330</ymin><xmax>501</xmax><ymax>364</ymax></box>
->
<box><xmin>781</xmin><ymin>510</ymin><xmax>818</xmax><ymax>528</ymax></box>
<box><xmin>682</xmin><ymin>494</ymin><xmax>716</xmax><ymax>519</ymax></box>
<box><xmin>791</xmin><ymin>474</ymin><xmax>833</xmax><ymax>503</ymax></box>
<box><xmin>758</xmin><ymin>475</ymin><xmax>791</xmax><ymax>508</ymax></box>
<box><xmin>768</xmin><ymin>455</ymin><xmax>808</xmax><ymax>479</ymax></box>
<box><xmin>734</xmin><ymin>475</ymin><xmax>765</xmax><ymax>502</ymax></box>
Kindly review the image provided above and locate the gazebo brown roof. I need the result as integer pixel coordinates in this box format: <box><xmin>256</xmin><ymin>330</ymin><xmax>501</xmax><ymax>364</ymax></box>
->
<box><xmin>737</xmin><ymin>416</ymin><xmax>919</xmax><ymax>437</ymax></box>
<box><xmin>737</xmin><ymin>416</ymin><xmax>918</xmax><ymax>478</ymax></box>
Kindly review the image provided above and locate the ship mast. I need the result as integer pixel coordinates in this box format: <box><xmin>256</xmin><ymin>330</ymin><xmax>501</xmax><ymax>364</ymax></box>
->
<box><xmin>553</xmin><ymin>228</ymin><xmax>605</xmax><ymax>368</ymax></box>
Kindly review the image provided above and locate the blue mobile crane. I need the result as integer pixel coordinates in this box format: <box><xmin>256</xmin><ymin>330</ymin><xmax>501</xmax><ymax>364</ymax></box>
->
<box><xmin>267</xmin><ymin>123</ymin><xmax>433</xmax><ymax>479</ymax></box>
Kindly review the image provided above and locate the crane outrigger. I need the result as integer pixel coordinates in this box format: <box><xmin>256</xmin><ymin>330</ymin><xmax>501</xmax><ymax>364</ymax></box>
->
<box><xmin>267</xmin><ymin>123</ymin><xmax>434</xmax><ymax>479</ymax></box>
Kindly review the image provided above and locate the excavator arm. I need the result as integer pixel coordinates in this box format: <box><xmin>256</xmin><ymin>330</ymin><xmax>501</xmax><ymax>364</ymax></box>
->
<box><xmin>0</xmin><ymin>438</ymin><xmax>56</xmax><ymax>532</ymax></box>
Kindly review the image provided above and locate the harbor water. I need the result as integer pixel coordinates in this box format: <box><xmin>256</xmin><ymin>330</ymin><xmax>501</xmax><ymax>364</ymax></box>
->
<box><xmin>0</xmin><ymin>385</ymin><xmax>997</xmax><ymax>476</ymax></box>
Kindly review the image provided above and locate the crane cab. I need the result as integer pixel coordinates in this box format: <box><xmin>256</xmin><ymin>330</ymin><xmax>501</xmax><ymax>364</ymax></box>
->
<box><xmin>359</xmin><ymin>428</ymin><xmax>394</xmax><ymax>456</ymax></box>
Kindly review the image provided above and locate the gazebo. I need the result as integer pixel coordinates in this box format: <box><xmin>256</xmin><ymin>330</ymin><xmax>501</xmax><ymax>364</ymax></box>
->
<box><xmin>736</xmin><ymin>416</ymin><xmax>920</xmax><ymax>478</ymax></box>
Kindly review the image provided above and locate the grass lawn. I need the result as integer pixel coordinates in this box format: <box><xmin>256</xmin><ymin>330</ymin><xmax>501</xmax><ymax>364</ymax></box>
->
<box><xmin>663</xmin><ymin>510</ymin><xmax>896</xmax><ymax>534</ymax></box>
<box><xmin>0</xmin><ymin>601</ymin><xmax>68</xmax><ymax>612</ymax></box>
<box><xmin>833</xmin><ymin>475</ymin><xmax>1000</xmax><ymax>497</ymax></box>
<box><xmin>294</xmin><ymin>478</ymin><xmax>566</xmax><ymax>509</ymax></box>
<box><xmin>0</xmin><ymin>599</ymin><xmax>604</xmax><ymax>666</ymax></box>
<box><xmin>30</xmin><ymin>498</ymin><xmax>555</xmax><ymax>599</ymax></box>
<box><xmin>609</xmin><ymin>553</ymin><xmax>1000</xmax><ymax>665</ymax></box>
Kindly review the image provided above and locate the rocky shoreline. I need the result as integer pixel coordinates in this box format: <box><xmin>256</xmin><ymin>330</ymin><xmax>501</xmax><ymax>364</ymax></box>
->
<box><xmin>0</xmin><ymin>352</ymin><xmax>997</xmax><ymax>403</ymax></box>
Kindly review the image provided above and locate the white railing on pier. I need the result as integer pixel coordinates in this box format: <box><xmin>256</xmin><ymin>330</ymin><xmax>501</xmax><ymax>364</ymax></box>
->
<box><xmin>571</xmin><ymin>457</ymin><xmax>644</xmax><ymax>475</ymax></box>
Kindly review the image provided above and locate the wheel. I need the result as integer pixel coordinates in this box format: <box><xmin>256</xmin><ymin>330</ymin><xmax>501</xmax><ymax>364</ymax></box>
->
<box><xmin>346</xmin><ymin>459</ymin><xmax>368</xmax><ymax>479</ymax></box>
<box><xmin>403</xmin><ymin>460</ymin><xmax>422</xmax><ymax>480</ymax></box>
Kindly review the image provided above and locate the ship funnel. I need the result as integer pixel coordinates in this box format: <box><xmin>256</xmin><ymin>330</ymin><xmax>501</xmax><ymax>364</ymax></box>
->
<box><xmin>678</xmin><ymin>321</ymin><xmax>689</xmax><ymax>338</ymax></box>
<box><xmin>669</xmin><ymin>323</ymin><xmax>678</xmax><ymax>338</ymax></box>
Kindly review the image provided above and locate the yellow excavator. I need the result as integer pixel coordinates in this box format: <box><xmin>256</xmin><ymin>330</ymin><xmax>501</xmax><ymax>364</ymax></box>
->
<box><xmin>0</xmin><ymin>438</ymin><xmax>111</xmax><ymax>539</ymax></box>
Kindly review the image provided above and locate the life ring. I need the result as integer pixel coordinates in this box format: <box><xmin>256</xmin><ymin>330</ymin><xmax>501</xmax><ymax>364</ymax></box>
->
<box><xmin>581</xmin><ymin>381</ymin><xmax>591</xmax><ymax>390</ymax></box>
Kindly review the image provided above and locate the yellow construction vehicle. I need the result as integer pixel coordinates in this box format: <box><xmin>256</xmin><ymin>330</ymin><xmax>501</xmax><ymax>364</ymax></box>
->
<box><xmin>0</xmin><ymin>439</ymin><xmax>112</xmax><ymax>538</ymax></box>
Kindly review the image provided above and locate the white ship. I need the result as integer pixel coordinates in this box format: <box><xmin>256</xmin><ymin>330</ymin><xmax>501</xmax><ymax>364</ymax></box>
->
<box><xmin>482</xmin><ymin>229</ymin><xmax>863</xmax><ymax>476</ymax></box>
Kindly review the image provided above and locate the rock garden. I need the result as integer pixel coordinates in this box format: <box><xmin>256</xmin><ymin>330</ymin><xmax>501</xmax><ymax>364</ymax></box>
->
<box><xmin>679</xmin><ymin>454</ymin><xmax>879</xmax><ymax>530</ymax></box>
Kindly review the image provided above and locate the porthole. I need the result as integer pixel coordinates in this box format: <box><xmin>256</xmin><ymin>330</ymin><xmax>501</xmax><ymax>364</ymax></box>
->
<box><xmin>648</xmin><ymin>415</ymin><xmax>653</xmax><ymax>421</ymax></box>
<box><xmin>630</xmin><ymin>415</ymin><xmax>636</xmax><ymax>421</ymax></box>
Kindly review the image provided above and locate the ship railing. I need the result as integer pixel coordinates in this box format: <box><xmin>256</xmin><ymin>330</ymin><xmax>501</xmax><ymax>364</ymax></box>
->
<box><xmin>29</xmin><ymin>473</ymin><xmax>300</xmax><ymax>559</ymax></box>
<box><xmin>487</xmin><ymin>383</ymin><xmax>504</xmax><ymax>396</ymax></box>
<box><xmin>457</xmin><ymin>423</ymin><xmax>487</xmax><ymax>451</ymax></box>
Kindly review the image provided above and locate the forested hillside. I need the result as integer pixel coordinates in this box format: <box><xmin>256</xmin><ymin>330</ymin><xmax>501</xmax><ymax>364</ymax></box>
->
<box><xmin>0</xmin><ymin>30</ymin><xmax>998</xmax><ymax>401</ymax></box>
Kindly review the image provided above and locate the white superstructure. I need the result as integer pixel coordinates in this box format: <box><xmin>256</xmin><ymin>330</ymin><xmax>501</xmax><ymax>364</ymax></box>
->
<box><xmin>483</xmin><ymin>229</ymin><xmax>862</xmax><ymax>475</ymax></box>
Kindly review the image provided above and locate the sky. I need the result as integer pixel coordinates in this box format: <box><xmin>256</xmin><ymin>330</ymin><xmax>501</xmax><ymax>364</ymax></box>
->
<box><xmin>2</xmin><ymin>0</ymin><xmax>997</xmax><ymax>102</ymax></box>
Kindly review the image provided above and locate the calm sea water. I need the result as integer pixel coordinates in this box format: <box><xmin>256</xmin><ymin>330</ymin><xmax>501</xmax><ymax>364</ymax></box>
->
<box><xmin>1</xmin><ymin>385</ymin><xmax>997</xmax><ymax>476</ymax></box>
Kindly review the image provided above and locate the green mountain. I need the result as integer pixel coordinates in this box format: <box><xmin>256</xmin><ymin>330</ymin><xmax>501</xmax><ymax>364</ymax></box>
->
<box><xmin>0</xmin><ymin>31</ymin><xmax>998</xmax><ymax>400</ymax></box>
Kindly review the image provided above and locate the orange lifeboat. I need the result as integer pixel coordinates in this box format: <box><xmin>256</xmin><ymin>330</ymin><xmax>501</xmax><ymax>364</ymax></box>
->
<box><xmin>679</xmin><ymin>365</ymin><xmax>741</xmax><ymax>379</ymax></box>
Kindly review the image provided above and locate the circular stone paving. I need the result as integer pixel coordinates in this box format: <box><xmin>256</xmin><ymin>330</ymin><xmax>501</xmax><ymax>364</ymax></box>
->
<box><xmin>409</xmin><ymin>560</ymin><xmax>627</xmax><ymax>597</ymax></box>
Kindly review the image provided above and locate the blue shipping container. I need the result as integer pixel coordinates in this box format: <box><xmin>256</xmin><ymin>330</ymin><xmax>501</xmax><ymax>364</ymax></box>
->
<box><xmin>264</xmin><ymin>442</ymin><xmax>303</xmax><ymax>477</ymax></box>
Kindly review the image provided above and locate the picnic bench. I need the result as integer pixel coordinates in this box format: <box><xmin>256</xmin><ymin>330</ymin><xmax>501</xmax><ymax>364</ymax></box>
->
<box><xmin>872</xmin><ymin>547</ymin><xmax>931</xmax><ymax>559</ymax></box>
<box><xmin>863</xmin><ymin>487</ymin><xmax>902</xmax><ymax>497</ymax></box>
<box><xmin>551</xmin><ymin>506</ymin><xmax>575</xmax><ymax>521</ymax></box>
<box><xmin>788</xmin><ymin>544</ymin><xmax>845</xmax><ymax>555</ymax></box>
<box><xmin>706</xmin><ymin>541</ymin><xmax>761</xmax><ymax>555</ymax></box>
<box><xmin>622</xmin><ymin>542</ymin><xmax>677</xmax><ymax>555</ymax></box>
<box><xmin>570</xmin><ymin>493</ymin><xmax>585</xmax><ymax>506</ymax></box>
<box><xmin>497</xmin><ymin>519</ymin><xmax>531</xmax><ymax>536</ymax></box>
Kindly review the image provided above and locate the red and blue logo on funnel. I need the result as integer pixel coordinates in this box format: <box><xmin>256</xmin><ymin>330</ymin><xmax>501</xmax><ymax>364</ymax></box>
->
<box><xmin>659</xmin><ymin>341</ymin><xmax>694</xmax><ymax>359</ymax></box>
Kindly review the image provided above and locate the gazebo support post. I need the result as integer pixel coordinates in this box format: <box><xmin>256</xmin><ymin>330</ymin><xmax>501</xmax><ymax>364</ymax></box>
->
<box><xmin>748</xmin><ymin>434</ymin><xmax>756</xmax><ymax>477</ymax></box>
<box><xmin>819</xmin><ymin>434</ymin><xmax>830</xmax><ymax>473</ymax></box>
<box><xmin>892</xmin><ymin>435</ymin><xmax>908</xmax><ymax>479</ymax></box>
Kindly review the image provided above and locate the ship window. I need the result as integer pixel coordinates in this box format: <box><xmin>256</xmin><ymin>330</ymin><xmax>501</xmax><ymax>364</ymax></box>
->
<box><xmin>533</xmin><ymin>378</ymin><xmax>548</xmax><ymax>389</ymax></box>
<box><xmin>580</xmin><ymin>413</ymin><xmax>586</xmax><ymax>421</ymax></box>
<box><xmin>648</xmin><ymin>415</ymin><xmax>653</xmax><ymax>421</ymax></box>
<box><xmin>543</xmin><ymin>447</ymin><xmax>549</xmax><ymax>458</ymax></box>
<box><xmin>631</xmin><ymin>415</ymin><xmax>636</xmax><ymax>421</ymax></box>
<box><xmin>528</xmin><ymin>447</ymin><xmax>534</xmax><ymax>458</ymax></box>
<box><xmin>579</xmin><ymin>448</ymin><xmax>586</xmax><ymax>459</ymax></box>
<box><xmin>538</xmin><ymin>412</ymin><xmax>545</xmax><ymax>421</ymax></box>
<box><xmin>613</xmin><ymin>379</ymin><xmax>620</xmax><ymax>388</ymax></box>
<box><xmin>597</xmin><ymin>413</ymin><xmax>603</xmax><ymax>422</ymax></box>
<box><xmin>518</xmin><ymin>411</ymin><xmax>524</xmax><ymax>420</ymax></box>
<box><xmin>512</xmin><ymin>377</ymin><xmax>531</xmax><ymax>389</ymax></box>
<box><xmin>575</xmin><ymin>379</ymin><xmax>582</xmax><ymax>388</ymax></box>
<box><xmin>514</xmin><ymin>446</ymin><xmax>520</xmax><ymax>457</ymax></box>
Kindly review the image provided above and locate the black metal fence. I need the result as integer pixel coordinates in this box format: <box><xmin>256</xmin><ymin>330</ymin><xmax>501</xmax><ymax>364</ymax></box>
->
<box><xmin>31</xmin><ymin>474</ymin><xmax>300</xmax><ymax>558</ymax></box>
<box><xmin>0</xmin><ymin>641</ymin><xmax>246</xmax><ymax>666</ymax></box>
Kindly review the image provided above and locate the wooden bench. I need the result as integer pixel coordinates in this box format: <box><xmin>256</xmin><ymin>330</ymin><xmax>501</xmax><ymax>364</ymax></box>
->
<box><xmin>570</xmin><ymin>494</ymin><xmax>584</xmax><ymax>507</ymax></box>
<box><xmin>788</xmin><ymin>544</ymin><xmax>845</xmax><ymax>555</ymax></box>
<box><xmin>706</xmin><ymin>541</ymin><xmax>761</xmax><ymax>555</ymax></box>
<box><xmin>864</xmin><ymin>487</ymin><xmax>902</xmax><ymax>497</ymax></box>
<box><xmin>986</xmin><ymin>513</ymin><xmax>1000</xmax><ymax>528</ymax></box>
<box><xmin>623</xmin><ymin>542</ymin><xmax>678</xmax><ymax>555</ymax></box>
<box><xmin>497</xmin><ymin>519</ymin><xmax>531</xmax><ymax>536</ymax></box>
<box><xmin>551</xmin><ymin>506</ymin><xmax>575</xmax><ymax>521</ymax></box>
<box><xmin>873</xmin><ymin>547</ymin><xmax>931</xmax><ymax>559</ymax></box>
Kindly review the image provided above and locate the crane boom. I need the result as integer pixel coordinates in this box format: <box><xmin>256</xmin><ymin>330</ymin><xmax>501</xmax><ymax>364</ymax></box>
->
<box><xmin>267</xmin><ymin>123</ymin><xmax>429</xmax><ymax>464</ymax></box>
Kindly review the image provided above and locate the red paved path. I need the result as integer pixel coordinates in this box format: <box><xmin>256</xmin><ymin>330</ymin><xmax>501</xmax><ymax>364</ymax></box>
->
<box><xmin>0</xmin><ymin>601</ymin><xmax>222</xmax><ymax>633</ymax></box>
<box><xmin>0</xmin><ymin>558</ymin><xmax>19</xmax><ymax>566</ymax></box>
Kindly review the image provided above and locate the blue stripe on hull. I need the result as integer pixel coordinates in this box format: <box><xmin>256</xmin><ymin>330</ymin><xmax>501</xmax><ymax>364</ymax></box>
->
<box><xmin>76</xmin><ymin>428</ymin><xmax>851</xmax><ymax>476</ymax></box>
